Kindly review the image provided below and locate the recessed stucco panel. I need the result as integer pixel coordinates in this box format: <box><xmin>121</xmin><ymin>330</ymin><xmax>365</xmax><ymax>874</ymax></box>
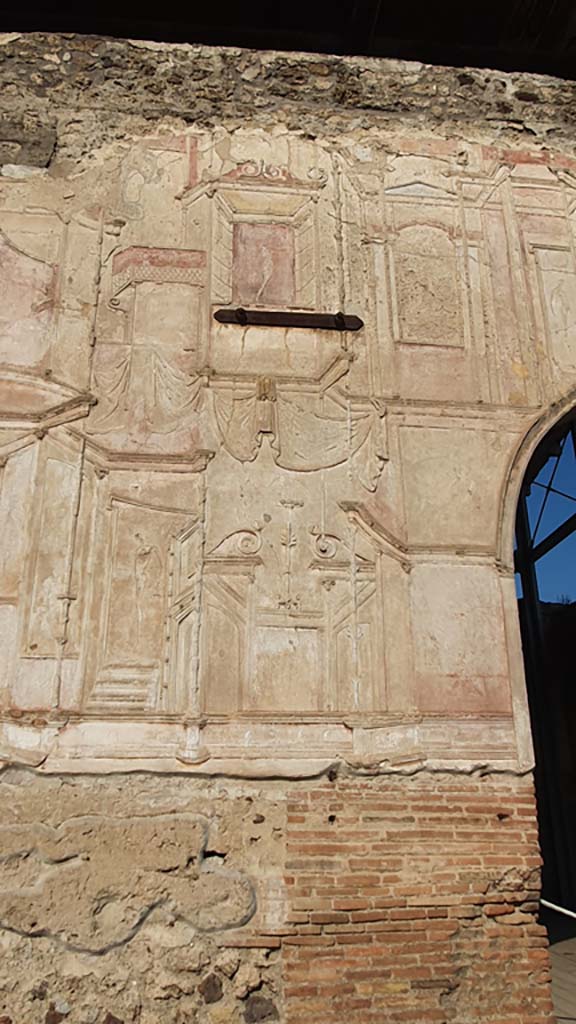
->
<box><xmin>22</xmin><ymin>453</ymin><xmax>80</xmax><ymax>658</ymax></box>
<box><xmin>252</xmin><ymin>625</ymin><xmax>321</xmax><ymax>712</ymax></box>
<box><xmin>0</xmin><ymin>444</ymin><xmax>37</xmax><ymax>600</ymax></box>
<box><xmin>536</xmin><ymin>247</ymin><xmax>576</xmax><ymax>372</ymax></box>
<box><xmin>0</xmin><ymin>605</ymin><xmax>18</xmax><ymax>705</ymax></box>
<box><xmin>396</xmin><ymin>346</ymin><xmax>477</xmax><ymax>403</ymax></box>
<box><xmin>400</xmin><ymin>423</ymin><xmax>520</xmax><ymax>548</ymax></box>
<box><xmin>0</xmin><ymin>233</ymin><xmax>55</xmax><ymax>368</ymax></box>
<box><xmin>410</xmin><ymin>562</ymin><xmax>511</xmax><ymax>713</ymax></box>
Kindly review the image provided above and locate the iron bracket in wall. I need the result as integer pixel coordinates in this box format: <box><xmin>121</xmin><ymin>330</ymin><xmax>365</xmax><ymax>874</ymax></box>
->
<box><xmin>214</xmin><ymin>308</ymin><xmax>364</xmax><ymax>331</ymax></box>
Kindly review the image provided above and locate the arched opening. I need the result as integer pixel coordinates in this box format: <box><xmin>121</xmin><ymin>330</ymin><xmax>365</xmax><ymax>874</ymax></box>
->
<box><xmin>514</xmin><ymin>406</ymin><xmax>576</xmax><ymax>1013</ymax></box>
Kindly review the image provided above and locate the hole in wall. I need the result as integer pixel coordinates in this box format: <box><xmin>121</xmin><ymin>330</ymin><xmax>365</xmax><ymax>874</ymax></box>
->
<box><xmin>202</xmin><ymin>850</ymin><xmax>227</xmax><ymax>868</ymax></box>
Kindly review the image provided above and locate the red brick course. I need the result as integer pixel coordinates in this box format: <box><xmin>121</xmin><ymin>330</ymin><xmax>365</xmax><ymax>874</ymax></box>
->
<box><xmin>279</xmin><ymin>773</ymin><xmax>554</xmax><ymax>1024</ymax></box>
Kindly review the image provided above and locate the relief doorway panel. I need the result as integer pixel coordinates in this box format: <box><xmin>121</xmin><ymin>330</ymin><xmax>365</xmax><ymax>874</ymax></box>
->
<box><xmin>199</xmin><ymin>450</ymin><xmax>385</xmax><ymax>718</ymax></box>
<box><xmin>78</xmin><ymin>471</ymin><xmax>204</xmax><ymax>716</ymax></box>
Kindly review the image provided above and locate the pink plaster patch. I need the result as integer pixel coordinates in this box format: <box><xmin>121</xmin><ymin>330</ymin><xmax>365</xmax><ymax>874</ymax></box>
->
<box><xmin>113</xmin><ymin>247</ymin><xmax>206</xmax><ymax>276</ymax></box>
<box><xmin>143</xmin><ymin>135</ymin><xmax>199</xmax><ymax>187</ymax></box>
<box><xmin>0</xmin><ymin>236</ymin><xmax>55</xmax><ymax>367</ymax></box>
<box><xmin>233</xmin><ymin>223</ymin><xmax>295</xmax><ymax>307</ymax></box>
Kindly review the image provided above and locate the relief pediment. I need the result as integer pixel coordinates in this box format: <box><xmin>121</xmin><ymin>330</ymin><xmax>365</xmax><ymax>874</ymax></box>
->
<box><xmin>0</xmin><ymin>371</ymin><xmax>94</xmax><ymax>430</ymax></box>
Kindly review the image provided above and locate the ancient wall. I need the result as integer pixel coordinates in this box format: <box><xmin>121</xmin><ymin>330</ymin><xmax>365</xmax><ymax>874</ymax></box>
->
<box><xmin>0</xmin><ymin>771</ymin><xmax>551</xmax><ymax>1024</ymax></box>
<box><xmin>0</xmin><ymin>30</ymin><xmax>574</xmax><ymax>1023</ymax></box>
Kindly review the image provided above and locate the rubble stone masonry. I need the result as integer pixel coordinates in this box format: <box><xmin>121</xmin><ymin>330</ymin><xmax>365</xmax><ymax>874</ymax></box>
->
<box><xmin>0</xmin><ymin>30</ymin><xmax>572</xmax><ymax>1023</ymax></box>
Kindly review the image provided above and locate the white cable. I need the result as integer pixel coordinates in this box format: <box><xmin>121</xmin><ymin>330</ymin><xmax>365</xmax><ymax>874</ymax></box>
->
<box><xmin>541</xmin><ymin>898</ymin><xmax>576</xmax><ymax>920</ymax></box>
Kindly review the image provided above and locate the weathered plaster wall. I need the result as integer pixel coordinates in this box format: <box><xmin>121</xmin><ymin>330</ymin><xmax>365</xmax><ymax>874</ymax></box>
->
<box><xmin>0</xmin><ymin>31</ymin><xmax>574</xmax><ymax>1023</ymax></box>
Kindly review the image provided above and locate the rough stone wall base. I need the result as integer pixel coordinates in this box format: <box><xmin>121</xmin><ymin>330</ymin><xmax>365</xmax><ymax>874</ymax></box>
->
<box><xmin>0</xmin><ymin>770</ymin><xmax>553</xmax><ymax>1024</ymax></box>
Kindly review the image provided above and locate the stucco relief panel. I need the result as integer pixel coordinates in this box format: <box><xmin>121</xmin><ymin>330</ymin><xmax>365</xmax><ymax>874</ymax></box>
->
<box><xmin>410</xmin><ymin>562</ymin><xmax>511</xmax><ymax>715</ymax></box>
<box><xmin>79</xmin><ymin>483</ymin><xmax>201</xmax><ymax>714</ymax></box>
<box><xmin>0</xmin><ymin>230</ymin><xmax>55</xmax><ymax>368</ymax></box>
<box><xmin>516</xmin><ymin>181</ymin><xmax>576</xmax><ymax>390</ymax></box>
<box><xmin>386</xmin><ymin>199</ymin><xmax>465</xmax><ymax>349</ymax></box>
<box><xmin>0</xmin><ymin>207</ymin><xmax>101</xmax><ymax>395</ymax></box>
<box><xmin>79</xmin><ymin>141</ymin><xmax>398</xmax><ymax>742</ymax></box>
<box><xmin>2</xmin><ymin>131</ymin><xmax>576</xmax><ymax>771</ymax></box>
<box><xmin>200</xmin><ymin>457</ymin><xmax>386</xmax><ymax>718</ymax></box>
<box><xmin>87</xmin><ymin>244</ymin><xmax>212</xmax><ymax>464</ymax></box>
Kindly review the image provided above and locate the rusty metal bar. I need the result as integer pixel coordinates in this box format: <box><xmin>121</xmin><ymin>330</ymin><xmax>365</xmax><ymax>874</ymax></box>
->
<box><xmin>214</xmin><ymin>308</ymin><xmax>364</xmax><ymax>331</ymax></box>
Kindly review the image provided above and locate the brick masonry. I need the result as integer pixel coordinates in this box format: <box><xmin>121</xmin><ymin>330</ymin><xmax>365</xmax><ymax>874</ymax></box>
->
<box><xmin>279</xmin><ymin>775</ymin><xmax>553</xmax><ymax>1024</ymax></box>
